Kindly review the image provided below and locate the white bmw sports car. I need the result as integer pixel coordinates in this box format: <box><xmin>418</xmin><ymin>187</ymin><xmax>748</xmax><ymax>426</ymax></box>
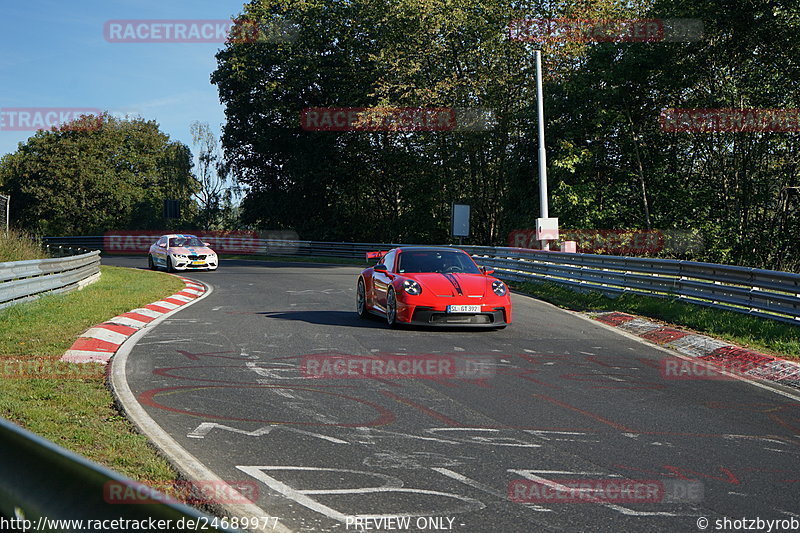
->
<box><xmin>148</xmin><ymin>234</ymin><xmax>218</xmax><ymax>272</ymax></box>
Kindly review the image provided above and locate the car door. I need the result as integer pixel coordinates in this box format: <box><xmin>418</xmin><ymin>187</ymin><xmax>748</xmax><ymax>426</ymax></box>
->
<box><xmin>153</xmin><ymin>236</ymin><xmax>168</xmax><ymax>266</ymax></box>
<box><xmin>372</xmin><ymin>250</ymin><xmax>396</xmax><ymax>312</ymax></box>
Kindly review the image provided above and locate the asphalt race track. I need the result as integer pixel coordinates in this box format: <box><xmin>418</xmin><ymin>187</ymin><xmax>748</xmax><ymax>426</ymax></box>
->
<box><xmin>107</xmin><ymin>256</ymin><xmax>800</xmax><ymax>533</ymax></box>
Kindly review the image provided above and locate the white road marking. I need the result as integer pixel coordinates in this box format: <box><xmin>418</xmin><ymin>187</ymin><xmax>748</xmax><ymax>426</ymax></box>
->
<box><xmin>432</xmin><ymin>467</ymin><xmax>551</xmax><ymax>513</ymax></box>
<box><xmin>187</xmin><ymin>423</ymin><xmax>349</xmax><ymax>443</ymax></box>
<box><xmin>508</xmin><ymin>470</ymin><xmax>682</xmax><ymax>517</ymax></box>
<box><xmin>236</xmin><ymin>466</ymin><xmax>484</xmax><ymax>522</ymax></box>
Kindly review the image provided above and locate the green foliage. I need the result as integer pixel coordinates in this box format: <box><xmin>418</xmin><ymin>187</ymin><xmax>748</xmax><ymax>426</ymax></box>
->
<box><xmin>0</xmin><ymin>228</ymin><xmax>48</xmax><ymax>262</ymax></box>
<box><xmin>0</xmin><ymin>113</ymin><xmax>197</xmax><ymax>236</ymax></box>
<box><xmin>546</xmin><ymin>0</ymin><xmax>800</xmax><ymax>270</ymax></box>
<box><xmin>212</xmin><ymin>0</ymin><xmax>630</xmax><ymax>244</ymax></box>
<box><xmin>212</xmin><ymin>0</ymin><xmax>799</xmax><ymax>270</ymax></box>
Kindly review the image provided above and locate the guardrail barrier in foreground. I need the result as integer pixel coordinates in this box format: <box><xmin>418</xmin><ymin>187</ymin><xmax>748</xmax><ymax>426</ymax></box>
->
<box><xmin>0</xmin><ymin>250</ymin><xmax>101</xmax><ymax>311</ymax></box>
<box><xmin>0</xmin><ymin>417</ymin><xmax>238</xmax><ymax>532</ymax></box>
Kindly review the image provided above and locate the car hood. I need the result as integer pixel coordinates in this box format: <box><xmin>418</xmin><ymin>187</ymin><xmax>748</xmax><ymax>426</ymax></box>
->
<box><xmin>407</xmin><ymin>272</ymin><xmax>488</xmax><ymax>297</ymax></box>
<box><xmin>168</xmin><ymin>246</ymin><xmax>215</xmax><ymax>255</ymax></box>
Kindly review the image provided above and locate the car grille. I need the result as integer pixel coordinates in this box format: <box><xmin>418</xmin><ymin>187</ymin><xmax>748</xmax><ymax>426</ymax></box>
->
<box><xmin>188</xmin><ymin>255</ymin><xmax>206</xmax><ymax>260</ymax></box>
<box><xmin>429</xmin><ymin>313</ymin><xmax>492</xmax><ymax>325</ymax></box>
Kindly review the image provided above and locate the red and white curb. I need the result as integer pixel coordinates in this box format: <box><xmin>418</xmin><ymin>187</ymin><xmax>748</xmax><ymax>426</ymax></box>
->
<box><xmin>61</xmin><ymin>276</ymin><xmax>206</xmax><ymax>364</ymax></box>
<box><xmin>594</xmin><ymin>311</ymin><xmax>800</xmax><ymax>389</ymax></box>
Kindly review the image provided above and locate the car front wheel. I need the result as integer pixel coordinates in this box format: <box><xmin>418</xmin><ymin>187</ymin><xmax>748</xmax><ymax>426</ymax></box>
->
<box><xmin>386</xmin><ymin>288</ymin><xmax>398</xmax><ymax>328</ymax></box>
<box><xmin>148</xmin><ymin>254</ymin><xmax>155</xmax><ymax>270</ymax></box>
<box><xmin>356</xmin><ymin>279</ymin><xmax>368</xmax><ymax>319</ymax></box>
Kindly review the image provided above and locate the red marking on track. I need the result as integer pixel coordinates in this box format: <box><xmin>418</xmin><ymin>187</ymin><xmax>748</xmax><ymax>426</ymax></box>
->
<box><xmin>70</xmin><ymin>337</ymin><xmax>119</xmax><ymax>353</ymax></box>
<box><xmin>558</xmin><ymin>373</ymin><xmax>665</xmax><ymax>390</ymax></box>
<box><xmin>162</xmin><ymin>297</ymin><xmax>187</xmax><ymax>306</ymax></box>
<box><xmin>175</xmin><ymin>291</ymin><xmax>198</xmax><ymax>298</ymax></box>
<box><xmin>584</xmin><ymin>355</ymin><xmax>614</xmax><ymax>367</ymax></box>
<box><xmin>381</xmin><ymin>390</ymin><xmax>464</xmax><ymax>427</ymax></box>
<box><xmin>96</xmin><ymin>323</ymin><xmax>138</xmax><ymax>335</ymax></box>
<box><xmin>152</xmin><ymin>365</ymin><xmax>360</xmax><ymax>387</ymax></box>
<box><xmin>118</xmin><ymin>312</ymin><xmax>156</xmax><ymax>323</ymax></box>
<box><xmin>704</xmin><ymin>401</ymin><xmax>789</xmax><ymax>412</ymax></box>
<box><xmin>145</xmin><ymin>304</ymin><xmax>172</xmax><ymax>313</ymax></box>
<box><xmin>769</xmin><ymin>413</ymin><xmax>800</xmax><ymax>436</ymax></box>
<box><xmin>176</xmin><ymin>350</ymin><xmax>239</xmax><ymax>361</ymax></box>
<box><xmin>701</xmin><ymin>346</ymin><xmax>774</xmax><ymax>373</ymax></box>
<box><xmin>636</xmin><ymin>357</ymin><xmax>662</xmax><ymax>369</ymax></box>
<box><xmin>516</xmin><ymin>353</ymin><xmax>571</xmax><ymax>365</ymax></box>
<box><xmin>533</xmin><ymin>394</ymin><xmax>637</xmax><ymax>432</ymax></box>
<box><xmin>595</xmin><ymin>312</ymin><xmax>636</xmax><ymax>326</ymax></box>
<box><xmin>492</xmin><ymin>367</ymin><xmax>559</xmax><ymax>388</ymax></box>
<box><xmin>641</xmin><ymin>327</ymin><xmax>690</xmax><ymax>344</ymax></box>
<box><xmin>137</xmin><ymin>384</ymin><xmax>396</xmax><ymax>427</ymax></box>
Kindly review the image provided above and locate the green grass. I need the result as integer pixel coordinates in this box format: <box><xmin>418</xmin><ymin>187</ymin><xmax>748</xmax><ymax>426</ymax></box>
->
<box><xmin>514</xmin><ymin>281</ymin><xmax>800</xmax><ymax>360</ymax></box>
<box><xmin>0</xmin><ymin>229</ymin><xmax>48</xmax><ymax>262</ymax></box>
<box><xmin>0</xmin><ymin>265</ymin><xmax>184</xmax><ymax>482</ymax></box>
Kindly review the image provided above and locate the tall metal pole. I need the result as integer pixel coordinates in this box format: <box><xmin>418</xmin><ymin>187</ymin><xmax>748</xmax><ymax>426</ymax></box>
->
<box><xmin>535</xmin><ymin>49</ymin><xmax>549</xmax><ymax>250</ymax></box>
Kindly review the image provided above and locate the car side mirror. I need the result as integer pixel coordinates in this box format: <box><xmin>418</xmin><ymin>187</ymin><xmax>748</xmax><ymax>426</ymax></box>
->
<box><xmin>374</xmin><ymin>264</ymin><xmax>388</xmax><ymax>272</ymax></box>
<box><xmin>158</xmin><ymin>242</ymin><xmax>166</xmax><ymax>248</ymax></box>
<box><xmin>203</xmin><ymin>242</ymin><xmax>211</xmax><ymax>247</ymax></box>
<box><xmin>481</xmin><ymin>266</ymin><xmax>494</xmax><ymax>275</ymax></box>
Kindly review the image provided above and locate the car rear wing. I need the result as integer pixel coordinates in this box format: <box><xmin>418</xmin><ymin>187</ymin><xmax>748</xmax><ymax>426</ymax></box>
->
<box><xmin>366</xmin><ymin>251</ymin><xmax>389</xmax><ymax>259</ymax></box>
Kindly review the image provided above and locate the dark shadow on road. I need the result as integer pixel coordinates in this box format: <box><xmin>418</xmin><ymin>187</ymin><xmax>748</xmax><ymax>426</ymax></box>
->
<box><xmin>258</xmin><ymin>310</ymin><xmax>506</xmax><ymax>334</ymax></box>
<box><xmin>258</xmin><ymin>310</ymin><xmax>386</xmax><ymax>328</ymax></box>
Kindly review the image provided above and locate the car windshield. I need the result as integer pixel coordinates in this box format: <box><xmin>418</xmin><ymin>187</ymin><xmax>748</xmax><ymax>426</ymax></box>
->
<box><xmin>168</xmin><ymin>237</ymin><xmax>204</xmax><ymax>248</ymax></box>
<box><xmin>397</xmin><ymin>250</ymin><xmax>481</xmax><ymax>274</ymax></box>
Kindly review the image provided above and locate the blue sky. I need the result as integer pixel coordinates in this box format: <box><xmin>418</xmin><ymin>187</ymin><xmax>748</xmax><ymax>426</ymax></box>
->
<box><xmin>0</xmin><ymin>0</ymin><xmax>247</xmax><ymax>158</ymax></box>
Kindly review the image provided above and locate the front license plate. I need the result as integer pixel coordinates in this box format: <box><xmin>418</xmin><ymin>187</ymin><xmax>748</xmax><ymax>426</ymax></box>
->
<box><xmin>447</xmin><ymin>305</ymin><xmax>481</xmax><ymax>313</ymax></box>
<box><xmin>191</xmin><ymin>261</ymin><xmax>205</xmax><ymax>265</ymax></box>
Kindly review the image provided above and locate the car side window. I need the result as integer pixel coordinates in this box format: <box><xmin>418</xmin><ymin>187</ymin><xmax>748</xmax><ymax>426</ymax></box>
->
<box><xmin>158</xmin><ymin>237</ymin><xmax>166</xmax><ymax>246</ymax></box>
<box><xmin>383</xmin><ymin>251</ymin><xmax>396</xmax><ymax>272</ymax></box>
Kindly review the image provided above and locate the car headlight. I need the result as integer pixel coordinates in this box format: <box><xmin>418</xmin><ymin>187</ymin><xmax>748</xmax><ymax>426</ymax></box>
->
<box><xmin>402</xmin><ymin>279</ymin><xmax>422</xmax><ymax>295</ymax></box>
<box><xmin>492</xmin><ymin>280</ymin><xmax>507</xmax><ymax>296</ymax></box>
<box><xmin>172</xmin><ymin>253</ymin><xmax>187</xmax><ymax>259</ymax></box>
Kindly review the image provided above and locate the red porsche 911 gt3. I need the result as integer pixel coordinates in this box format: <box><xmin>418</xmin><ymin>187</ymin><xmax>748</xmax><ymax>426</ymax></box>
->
<box><xmin>356</xmin><ymin>247</ymin><xmax>512</xmax><ymax>328</ymax></box>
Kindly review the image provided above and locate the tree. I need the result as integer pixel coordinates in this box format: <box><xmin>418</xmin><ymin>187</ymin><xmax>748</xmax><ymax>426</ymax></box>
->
<box><xmin>0</xmin><ymin>113</ymin><xmax>197</xmax><ymax>235</ymax></box>
<box><xmin>189</xmin><ymin>121</ymin><xmax>239</xmax><ymax>230</ymax></box>
<box><xmin>211</xmin><ymin>0</ymin><xmax>631</xmax><ymax>244</ymax></box>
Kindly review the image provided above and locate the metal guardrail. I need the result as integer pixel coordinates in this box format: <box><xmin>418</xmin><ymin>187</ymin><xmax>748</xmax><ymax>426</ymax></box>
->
<box><xmin>0</xmin><ymin>416</ymin><xmax>237</xmax><ymax>532</ymax></box>
<box><xmin>457</xmin><ymin>246</ymin><xmax>800</xmax><ymax>326</ymax></box>
<box><xmin>42</xmin><ymin>235</ymin><xmax>800</xmax><ymax>325</ymax></box>
<box><xmin>0</xmin><ymin>250</ymin><xmax>101</xmax><ymax>310</ymax></box>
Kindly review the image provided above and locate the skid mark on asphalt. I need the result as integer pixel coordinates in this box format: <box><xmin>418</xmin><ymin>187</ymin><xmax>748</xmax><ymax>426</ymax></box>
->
<box><xmin>132</xmin><ymin>338</ymin><xmax>800</xmax><ymax>529</ymax></box>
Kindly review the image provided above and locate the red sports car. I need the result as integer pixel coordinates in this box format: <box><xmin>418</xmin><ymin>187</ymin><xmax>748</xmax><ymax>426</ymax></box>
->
<box><xmin>356</xmin><ymin>247</ymin><xmax>512</xmax><ymax>328</ymax></box>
